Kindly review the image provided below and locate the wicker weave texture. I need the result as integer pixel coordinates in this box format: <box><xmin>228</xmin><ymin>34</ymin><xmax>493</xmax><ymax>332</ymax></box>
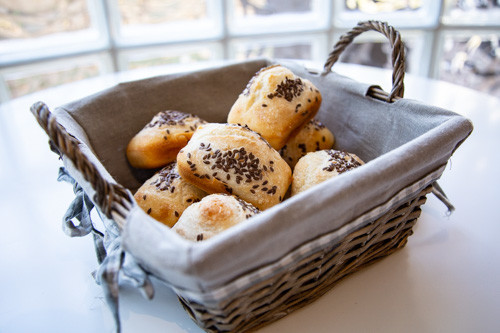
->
<box><xmin>30</xmin><ymin>101</ymin><xmax>133</xmax><ymax>226</ymax></box>
<box><xmin>178</xmin><ymin>186</ymin><xmax>432</xmax><ymax>333</ymax></box>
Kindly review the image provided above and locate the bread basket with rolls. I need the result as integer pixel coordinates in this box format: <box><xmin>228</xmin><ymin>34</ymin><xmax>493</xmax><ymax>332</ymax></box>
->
<box><xmin>30</xmin><ymin>21</ymin><xmax>473</xmax><ymax>332</ymax></box>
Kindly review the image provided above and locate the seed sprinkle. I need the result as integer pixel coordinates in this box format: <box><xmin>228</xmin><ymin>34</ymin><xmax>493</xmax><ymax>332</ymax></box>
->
<box><xmin>322</xmin><ymin>150</ymin><xmax>362</xmax><ymax>174</ymax></box>
<box><xmin>267</xmin><ymin>77</ymin><xmax>304</xmax><ymax>102</ymax></box>
<box><xmin>150</xmin><ymin>163</ymin><xmax>179</xmax><ymax>193</ymax></box>
<box><xmin>145</xmin><ymin>110</ymin><xmax>205</xmax><ymax>129</ymax></box>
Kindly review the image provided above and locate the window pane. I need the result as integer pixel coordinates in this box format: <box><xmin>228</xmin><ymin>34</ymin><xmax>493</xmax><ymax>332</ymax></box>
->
<box><xmin>0</xmin><ymin>54</ymin><xmax>112</xmax><ymax>100</ymax></box>
<box><xmin>117</xmin><ymin>43</ymin><xmax>222</xmax><ymax>71</ymax></box>
<box><xmin>118</xmin><ymin>0</ymin><xmax>207</xmax><ymax>25</ymax></box>
<box><xmin>112</xmin><ymin>0</ymin><xmax>222</xmax><ymax>46</ymax></box>
<box><xmin>233</xmin><ymin>0</ymin><xmax>313</xmax><ymax>16</ymax></box>
<box><xmin>442</xmin><ymin>0</ymin><xmax>500</xmax><ymax>26</ymax></box>
<box><xmin>331</xmin><ymin>30</ymin><xmax>431</xmax><ymax>77</ymax></box>
<box><xmin>337</xmin><ymin>41</ymin><xmax>393</xmax><ymax>69</ymax></box>
<box><xmin>228</xmin><ymin>0</ymin><xmax>330</xmax><ymax>35</ymax></box>
<box><xmin>234</xmin><ymin>42</ymin><xmax>312</xmax><ymax>60</ymax></box>
<box><xmin>333</xmin><ymin>0</ymin><xmax>440</xmax><ymax>28</ymax></box>
<box><xmin>0</xmin><ymin>0</ymin><xmax>108</xmax><ymax>66</ymax></box>
<box><xmin>343</xmin><ymin>0</ymin><xmax>423</xmax><ymax>13</ymax></box>
<box><xmin>437</xmin><ymin>31</ymin><xmax>500</xmax><ymax>97</ymax></box>
<box><xmin>229</xmin><ymin>33</ymin><xmax>328</xmax><ymax>63</ymax></box>
<box><xmin>0</xmin><ymin>0</ymin><xmax>91</xmax><ymax>39</ymax></box>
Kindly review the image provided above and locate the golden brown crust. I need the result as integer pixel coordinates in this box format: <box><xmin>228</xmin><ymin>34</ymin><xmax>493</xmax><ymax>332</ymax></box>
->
<box><xmin>127</xmin><ymin>110</ymin><xmax>206</xmax><ymax>169</ymax></box>
<box><xmin>291</xmin><ymin>150</ymin><xmax>364</xmax><ymax>196</ymax></box>
<box><xmin>134</xmin><ymin>162</ymin><xmax>207</xmax><ymax>227</ymax></box>
<box><xmin>227</xmin><ymin>65</ymin><xmax>322</xmax><ymax>150</ymax></box>
<box><xmin>177</xmin><ymin>123</ymin><xmax>292</xmax><ymax>210</ymax></box>
<box><xmin>172</xmin><ymin>194</ymin><xmax>260</xmax><ymax>242</ymax></box>
<box><xmin>280</xmin><ymin>119</ymin><xmax>335</xmax><ymax>169</ymax></box>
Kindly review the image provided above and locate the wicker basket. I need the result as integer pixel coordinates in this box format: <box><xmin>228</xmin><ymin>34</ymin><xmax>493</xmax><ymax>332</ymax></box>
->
<box><xmin>178</xmin><ymin>186</ymin><xmax>432</xmax><ymax>333</ymax></box>
<box><xmin>30</xmin><ymin>21</ymin><xmax>472</xmax><ymax>332</ymax></box>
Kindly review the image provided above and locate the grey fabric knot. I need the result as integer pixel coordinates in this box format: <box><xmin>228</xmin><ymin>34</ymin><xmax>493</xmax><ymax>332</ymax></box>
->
<box><xmin>432</xmin><ymin>181</ymin><xmax>455</xmax><ymax>216</ymax></box>
<box><xmin>57</xmin><ymin>167</ymin><xmax>154</xmax><ymax>333</ymax></box>
<box><xmin>97</xmin><ymin>211</ymin><xmax>155</xmax><ymax>300</ymax></box>
<box><xmin>58</xmin><ymin>167</ymin><xmax>96</xmax><ymax>237</ymax></box>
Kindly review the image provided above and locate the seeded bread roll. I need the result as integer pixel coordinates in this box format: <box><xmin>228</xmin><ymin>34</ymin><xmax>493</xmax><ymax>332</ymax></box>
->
<box><xmin>177</xmin><ymin>123</ymin><xmax>292</xmax><ymax>210</ymax></box>
<box><xmin>280</xmin><ymin>119</ymin><xmax>335</xmax><ymax>169</ymax></box>
<box><xmin>291</xmin><ymin>150</ymin><xmax>364</xmax><ymax>196</ymax></box>
<box><xmin>134</xmin><ymin>162</ymin><xmax>207</xmax><ymax>227</ymax></box>
<box><xmin>172</xmin><ymin>194</ymin><xmax>260</xmax><ymax>242</ymax></box>
<box><xmin>127</xmin><ymin>110</ymin><xmax>206</xmax><ymax>169</ymax></box>
<box><xmin>227</xmin><ymin>65</ymin><xmax>322</xmax><ymax>150</ymax></box>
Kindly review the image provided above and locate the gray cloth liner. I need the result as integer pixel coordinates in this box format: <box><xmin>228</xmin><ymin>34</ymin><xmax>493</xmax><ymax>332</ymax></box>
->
<box><xmin>53</xmin><ymin>58</ymin><xmax>473</xmax><ymax>294</ymax></box>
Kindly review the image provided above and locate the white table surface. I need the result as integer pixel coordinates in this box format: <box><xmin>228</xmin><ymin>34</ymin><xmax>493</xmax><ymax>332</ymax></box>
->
<box><xmin>1</xmin><ymin>61</ymin><xmax>499</xmax><ymax>333</ymax></box>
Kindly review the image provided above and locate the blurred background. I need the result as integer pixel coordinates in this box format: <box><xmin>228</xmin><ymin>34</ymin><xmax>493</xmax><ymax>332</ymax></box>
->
<box><xmin>0</xmin><ymin>0</ymin><xmax>499</xmax><ymax>102</ymax></box>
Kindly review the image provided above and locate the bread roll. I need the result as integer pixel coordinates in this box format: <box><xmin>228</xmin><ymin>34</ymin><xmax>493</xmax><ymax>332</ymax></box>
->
<box><xmin>177</xmin><ymin>123</ymin><xmax>292</xmax><ymax>210</ymax></box>
<box><xmin>134</xmin><ymin>162</ymin><xmax>206</xmax><ymax>227</ymax></box>
<box><xmin>291</xmin><ymin>150</ymin><xmax>364</xmax><ymax>196</ymax></box>
<box><xmin>227</xmin><ymin>65</ymin><xmax>322</xmax><ymax>150</ymax></box>
<box><xmin>127</xmin><ymin>110</ymin><xmax>206</xmax><ymax>169</ymax></box>
<box><xmin>172</xmin><ymin>194</ymin><xmax>260</xmax><ymax>242</ymax></box>
<box><xmin>280</xmin><ymin>119</ymin><xmax>335</xmax><ymax>168</ymax></box>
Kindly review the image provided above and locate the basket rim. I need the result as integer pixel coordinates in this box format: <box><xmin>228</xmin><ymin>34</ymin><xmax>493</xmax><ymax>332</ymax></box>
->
<box><xmin>170</xmin><ymin>165</ymin><xmax>443</xmax><ymax>305</ymax></box>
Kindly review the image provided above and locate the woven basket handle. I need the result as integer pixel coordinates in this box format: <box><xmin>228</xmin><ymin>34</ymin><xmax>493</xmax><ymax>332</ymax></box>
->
<box><xmin>322</xmin><ymin>20</ymin><xmax>406</xmax><ymax>102</ymax></box>
<box><xmin>30</xmin><ymin>101</ymin><xmax>133</xmax><ymax>228</ymax></box>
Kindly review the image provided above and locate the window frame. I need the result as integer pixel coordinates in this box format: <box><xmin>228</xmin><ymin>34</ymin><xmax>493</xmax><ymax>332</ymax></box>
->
<box><xmin>106</xmin><ymin>0</ymin><xmax>225</xmax><ymax>47</ymax></box>
<box><xmin>1</xmin><ymin>0</ymin><xmax>500</xmax><ymax>102</ymax></box>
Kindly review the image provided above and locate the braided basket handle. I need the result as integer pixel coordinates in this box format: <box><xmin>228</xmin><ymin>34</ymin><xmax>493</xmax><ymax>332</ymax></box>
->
<box><xmin>30</xmin><ymin>101</ymin><xmax>133</xmax><ymax>229</ymax></box>
<box><xmin>322</xmin><ymin>20</ymin><xmax>406</xmax><ymax>102</ymax></box>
